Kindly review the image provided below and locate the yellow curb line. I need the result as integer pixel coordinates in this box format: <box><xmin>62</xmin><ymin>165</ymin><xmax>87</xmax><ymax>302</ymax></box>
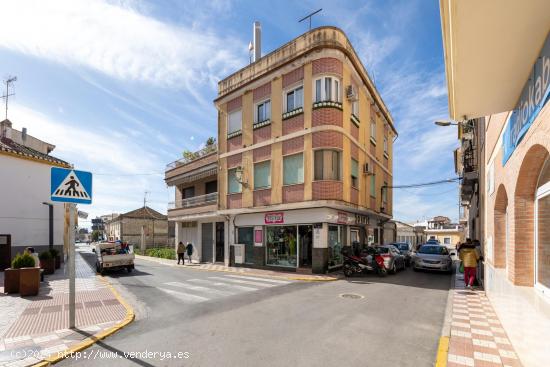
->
<box><xmin>136</xmin><ymin>255</ymin><xmax>338</xmax><ymax>282</ymax></box>
<box><xmin>32</xmin><ymin>276</ymin><xmax>135</xmax><ymax>366</ymax></box>
<box><xmin>435</xmin><ymin>336</ymin><xmax>449</xmax><ymax>367</ymax></box>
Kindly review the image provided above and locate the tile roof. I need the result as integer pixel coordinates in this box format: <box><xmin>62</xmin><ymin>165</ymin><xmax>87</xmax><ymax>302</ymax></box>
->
<box><xmin>0</xmin><ymin>136</ymin><xmax>70</xmax><ymax>167</ymax></box>
<box><xmin>116</xmin><ymin>206</ymin><xmax>167</xmax><ymax>220</ymax></box>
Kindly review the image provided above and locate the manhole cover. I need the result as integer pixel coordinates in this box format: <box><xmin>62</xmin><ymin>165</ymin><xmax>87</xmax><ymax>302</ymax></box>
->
<box><xmin>340</xmin><ymin>293</ymin><xmax>364</xmax><ymax>299</ymax></box>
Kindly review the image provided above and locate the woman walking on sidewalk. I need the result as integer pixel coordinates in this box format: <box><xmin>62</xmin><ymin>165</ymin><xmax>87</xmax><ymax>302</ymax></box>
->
<box><xmin>459</xmin><ymin>242</ymin><xmax>480</xmax><ymax>289</ymax></box>
<box><xmin>177</xmin><ymin>241</ymin><xmax>186</xmax><ymax>265</ymax></box>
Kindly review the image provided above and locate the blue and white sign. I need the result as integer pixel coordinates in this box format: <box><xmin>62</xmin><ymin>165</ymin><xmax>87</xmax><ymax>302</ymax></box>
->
<box><xmin>503</xmin><ymin>32</ymin><xmax>550</xmax><ymax>165</ymax></box>
<box><xmin>51</xmin><ymin>167</ymin><xmax>93</xmax><ymax>204</ymax></box>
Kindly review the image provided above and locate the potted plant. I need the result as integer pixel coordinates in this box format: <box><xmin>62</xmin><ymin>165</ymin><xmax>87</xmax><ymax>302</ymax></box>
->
<box><xmin>50</xmin><ymin>248</ymin><xmax>61</xmax><ymax>269</ymax></box>
<box><xmin>17</xmin><ymin>253</ymin><xmax>40</xmax><ymax>296</ymax></box>
<box><xmin>39</xmin><ymin>251</ymin><xmax>55</xmax><ymax>275</ymax></box>
<box><xmin>4</xmin><ymin>253</ymin><xmax>23</xmax><ymax>294</ymax></box>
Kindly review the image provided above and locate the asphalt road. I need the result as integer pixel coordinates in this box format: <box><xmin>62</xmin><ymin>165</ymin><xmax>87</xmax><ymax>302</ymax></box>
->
<box><xmin>60</xmin><ymin>246</ymin><xmax>452</xmax><ymax>367</ymax></box>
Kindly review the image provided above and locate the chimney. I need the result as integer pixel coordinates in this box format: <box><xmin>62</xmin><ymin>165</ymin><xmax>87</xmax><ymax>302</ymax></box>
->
<box><xmin>253</xmin><ymin>21</ymin><xmax>261</xmax><ymax>62</ymax></box>
<box><xmin>22</xmin><ymin>127</ymin><xmax>27</xmax><ymax>142</ymax></box>
<box><xmin>0</xmin><ymin>119</ymin><xmax>12</xmax><ymax>139</ymax></box>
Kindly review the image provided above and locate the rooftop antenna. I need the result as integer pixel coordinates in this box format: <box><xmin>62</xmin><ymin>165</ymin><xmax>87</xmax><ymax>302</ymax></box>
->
<box><xmin>1</xmin><ymin>75</ymin><xmax>17</xmax><ymax>120</ymax></box>
<box><xmin>143</xmin><ymin>191</ymin><xmax>149</xmax><ymax>208</ymax></box>
<box><xmin>299</xmin><ymin>8</ymin><xmax>322</xmax><ymax>31</ymax></box>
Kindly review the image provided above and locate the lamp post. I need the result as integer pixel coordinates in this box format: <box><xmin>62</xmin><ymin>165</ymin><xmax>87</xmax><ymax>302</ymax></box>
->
<box><xmin>42</xmin><ymin>202</ymin><xmax>53</xmax><ymax>250</ymax></box>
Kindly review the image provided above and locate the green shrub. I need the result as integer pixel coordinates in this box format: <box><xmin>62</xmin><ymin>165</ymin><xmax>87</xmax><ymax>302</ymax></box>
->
<box><xmin>133</xmin><ymin>248</ymin><xmax>142</xmax><ymax>255</ymax></box>
<box><xmin>144</xmin><ymin>247</ymin><xmax>175</xmax><ymax>260</ymax></box>
<box><xmin>39</xmin><ymin>251</ymin><xmax>52</xmax><ymax>260</ymax></box>
<box><xmin>49</xmin><ymin>248</ymin><xmax>59</xmax><ymax>257</ymax></box>
<box><xmin>12</xmin><ymin>253</ymin><xmax>36</xmax><ymax>268</ymax></box>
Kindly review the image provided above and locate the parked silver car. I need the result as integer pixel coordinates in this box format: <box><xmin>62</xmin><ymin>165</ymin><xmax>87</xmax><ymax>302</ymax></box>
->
<box><xmin>412</xmin><ymin>245</ymin><xmax>452</xmax><ymax>273</ymax></box>
<box><xmin>377</xmin><ymin>245</ymin><xmax>406</xmax><ymax>274</ymax></box>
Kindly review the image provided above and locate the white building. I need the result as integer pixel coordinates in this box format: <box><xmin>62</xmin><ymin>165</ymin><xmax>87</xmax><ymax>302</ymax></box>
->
<box><xmin>0</xmin><ymin>119</ymin><xmax>73</xmax><ymax>269</ymax></box>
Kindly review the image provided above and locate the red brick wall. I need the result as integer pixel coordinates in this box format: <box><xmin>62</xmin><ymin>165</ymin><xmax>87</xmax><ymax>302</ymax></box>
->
<box><xmin>283</xmin><ymin>184</ymin><xmax>304</xmax><ymax>203</ymax></box>
<box><xmin>312</xmin><ymin>181</ymin><xmax>343</xmax><ymax>200</ymax></box>
<box><xmin>227</xmin><ymin>96</ymin><xmax>242</xmax><ymax>112</ymax></box>
<box><xmin>351</xmin><ymin>144</ymin><xmax>359</xmax><ymax>160</ymax></box>
<box><xmin>227</xmin><ymin>135</ymin><xmax>242</xmax><ymax>152</ymax></box>
<box><xmin>227</xmin><ymin>193</ymin><xmax>242</xmax><ymax>209</ymax></box>
<box><xmin>350</xmin><ymin>187</ymin><xmax>359</xmax><ymax>204</ymax></box>
<box><xmin>369</xmin><ymin>142</ymin><xmax>376</xmax><ymax>156</ymax></box>
<box><xmin>254</xmin><ymin>188</ymin><xmax>271</xmax><ymax>206</ymax></box>
<box><xmin>370</xmin><ymin>196</ymin><xmax>376</xmax><ymax>210</ymax></box>
<box><xmin>253</xmin><ymin>146</ymin><xmax>271</xmax><ymax>162</ymax></box>
<box><xmin>282</xmin><ymin>136</ymin><xmax>304</xmax><ymax>155</ymax></box>
<box><xmin>282</xmin><ymin>67</ymin><xmax>304</xmax><ymax>88</ymax></box>
<box><xmin>253</xmin><ymin>82</ymin><xmax>271</xmax><ymax>102</ymax></box>
<box><xmin>312</xmin><ymin>58</ymin><xmax>343</xmax><ymax>76</ymax></box>
<box><xmin>493</xmin><ymin>184</ymin><xmax>508</xmax><ymax>269</ymax></box>
<box><xmin>312</xmin><ymin>131</ymin><xmax>343</xmax><ymax>149</ymax></box>
<box><xmin>283</xmin><ymin>114</ymin><xmax>304</xmax><ymax>135</ymax></box>
<box><xmin>253</xmin><ymin>125</ymin><xmax>271</xmax><ymax>144</ymax></box>
<box><xmin>312</xmin><ymin>108</ymin><xmax>343</xmax><ymax>127</ymax></box>
<box><xmin>351</xmin><ymin>123</ymin><xmax>359</xmax><ymax>140</ymax></box>
<box><xmin>227</xmin><ymin>153</ymin><xmax>242</xmax><ymax>169</ymax></box>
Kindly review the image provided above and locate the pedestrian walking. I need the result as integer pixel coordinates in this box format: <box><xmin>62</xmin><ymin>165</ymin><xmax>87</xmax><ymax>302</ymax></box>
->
<box><xmin>459</xmin><ymin>242</ymin><xmax>480</xmax><ymax>289</ymax></box>
<box><xmin>186</xmin><ymin>242</ymin><xmax>194</xmax><ymax>264</ymax></box>
<box><xmin>177</xmin><ymin>241</ymin><xmax>185</xmax><ymax>265</ymax></box>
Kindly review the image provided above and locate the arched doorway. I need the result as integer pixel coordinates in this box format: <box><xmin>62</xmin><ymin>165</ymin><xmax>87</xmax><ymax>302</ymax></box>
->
<box><xmin>494</xmin><ymin>185</ymin><xmax>508</xmax><ymax>270</ymax></box>
<box><xmin>514</xmin><ymin>145</ymin><xmax>549</xmax><ymax>286</ymax></box>
<box><xmin>535</xmin><ymin>157</ymin><xmax>550</xmax><ymax>295</ymax></box>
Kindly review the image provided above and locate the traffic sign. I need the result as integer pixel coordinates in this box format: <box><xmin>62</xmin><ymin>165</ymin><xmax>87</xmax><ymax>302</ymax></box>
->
<box><xmin>51</xmin><ymin>167</ymin><xmax>92</xmax><ymax>204</ymax></box>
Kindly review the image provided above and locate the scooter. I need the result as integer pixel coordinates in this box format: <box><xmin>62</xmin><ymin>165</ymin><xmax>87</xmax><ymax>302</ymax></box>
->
<box><xmin>342</xmin><ymin>246</ymin><xmax>387</xmax><ymax>277</ymax></box>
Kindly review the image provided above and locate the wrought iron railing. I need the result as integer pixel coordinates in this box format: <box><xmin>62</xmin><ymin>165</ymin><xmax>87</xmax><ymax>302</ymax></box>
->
<box><xmin>165</xmin><ymin>144</ymin><xmax>217</xmax><ymax>171</ymax></box>
<box><xmin>168</xmin><ymin>192</ymin><xmax>218</xmax><ymax>209</ymax></box>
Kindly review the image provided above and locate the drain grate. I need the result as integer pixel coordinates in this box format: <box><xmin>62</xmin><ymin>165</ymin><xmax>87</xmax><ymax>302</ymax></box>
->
<box><xmin>340</xmin><ymin>293</ymin><xmax>364</xmax><ymax>299</ymax></box>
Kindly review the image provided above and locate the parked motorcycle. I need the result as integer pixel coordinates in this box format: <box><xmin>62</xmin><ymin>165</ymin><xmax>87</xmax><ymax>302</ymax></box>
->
<box><xmin>342</xmin><ymin>246</ymin><xmax>387</xmax><ymax>277</ymax></box>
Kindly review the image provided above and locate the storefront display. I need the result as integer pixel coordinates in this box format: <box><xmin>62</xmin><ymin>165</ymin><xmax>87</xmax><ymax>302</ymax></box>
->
<box><xmin>328</xmin><ymin>225</ymin><xmax>343</xmax><ymax>268</ymax></box>
<box><xmin>266</xmin><ymin>226</ymin><xmax>297</xmax><ymax>267</ymax></box>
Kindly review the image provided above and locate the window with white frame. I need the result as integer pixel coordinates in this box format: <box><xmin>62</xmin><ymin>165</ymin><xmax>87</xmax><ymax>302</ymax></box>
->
<box><xmin>285</xmin><ymin>86</ymin><xmax>303</xmax><ymax>112</ymax></box>
<box><xmin>351</xmin><ymin>159</ymin><xmax>359</xmax><ymax>188</ymax></box>
<box><xmin>228</xmin><ymin>168</ymin><xmax>242</xmax><ymax>194</ymax></box>
<box><xmin>228</xmin><ymin>109</ymin><xmax>242</xmax><ymax>135</ymax></box>
<box><xmin>370</xmin><ymin>119</ymin><xmax>377</xmax><ymax>142</ymax></box>
<box><xmin>352</xmin><ymin>100</ymin><xmax>359</xmax><ymax>117</ymax></box>
<box><xmin>254</xmin><ymin>161</ymin><xmax>271</xmax><ymax>189</ymax></box>
<box><xmin>488</xmin><ymin>161</ymin><xmax>495</xmax><ymax>195</ymax></box>
<box><xmin>314</xmin><ymin>76</ymin><xmax>341</xmax><ymax>102</ymax></box>
<box><xmin>314</xmin><ymin>150</ymin><xmax>342</xmax><ymax>181</ymax></box>
<box><xmin>255</xmin><ymin>100</ymin><xmax>271</xmax><ymax>123</ymax></box>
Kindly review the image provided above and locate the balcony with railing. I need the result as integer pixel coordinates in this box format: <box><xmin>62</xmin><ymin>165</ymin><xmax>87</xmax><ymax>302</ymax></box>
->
<box><xmin>166</xmin><ymin>144</ymin><xmax>217</xmax><ymax>171</ymax></box>
<box><xmin>165</xmin><ymin>144</ymin><xmax>218</xmax><ymax>185</ymax></box>
<box><xmin>167</xmin><ymin>192</ymin><xmax>218</xmax><ymax>218</ymax></box>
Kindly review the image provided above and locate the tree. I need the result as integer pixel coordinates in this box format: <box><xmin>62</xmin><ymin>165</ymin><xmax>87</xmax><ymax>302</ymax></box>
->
<box><xmin>91</xmin><ymin>230</ymin><xmax>101</xmax><ymax>242</ymax></box>
<box><xmin>206</xmin><ymin>137</ymin><xmax>216</xmax><ymax>146</ymax></box>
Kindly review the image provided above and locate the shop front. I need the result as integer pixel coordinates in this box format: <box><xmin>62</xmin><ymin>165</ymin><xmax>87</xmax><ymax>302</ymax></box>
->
<box><xmin>233</xmin><ymin>208</ymin><xmax>373</xmax><ymax>274</ymax></box>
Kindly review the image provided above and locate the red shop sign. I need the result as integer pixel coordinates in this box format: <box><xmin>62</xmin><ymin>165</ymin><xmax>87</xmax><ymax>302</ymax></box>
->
<box><xmin>265</xmin><ymin>212</ymin><xmax>284</xmax><ymax>224</ymax></box>
<box><xmin>337</xmin><ymin>212</ymin><xmax>348</xmax><ymax>224</ymax></box>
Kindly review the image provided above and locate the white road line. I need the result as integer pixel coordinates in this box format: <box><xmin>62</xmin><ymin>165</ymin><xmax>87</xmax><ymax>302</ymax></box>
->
<box><xmin>164</xmin><ymin>282</ymin><xmax>236</xmax><ymax>297</ymax></box>
<box><xmin>208</xmin><ymin>276</ymin><xmax>276</xmax><ymax>288</ymax></box>
<box><xmin>187</xmin><ymin>278</ymin><xmax>258</xmax><ymax>292</ymax></box>
<box><xmin>157</xmin><ymin>287</ymin><xmax>210</xmax><ymax>303</ymax></box>
<box><xmin>224</xmin><ymin>275</ymin><xmax>291</xmax><ymax>284</ymax></box>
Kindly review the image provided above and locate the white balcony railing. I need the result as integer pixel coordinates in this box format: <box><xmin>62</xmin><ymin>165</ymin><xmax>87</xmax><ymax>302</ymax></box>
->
<box><xmin>168</xmin><ymin>192</ymin><xmax>217</xmax><ymax>210</ymax></box>
<box><xmin>165</xmin><ymin>144</ymin><xmax>217</xmax><ymax>171</ymax></box>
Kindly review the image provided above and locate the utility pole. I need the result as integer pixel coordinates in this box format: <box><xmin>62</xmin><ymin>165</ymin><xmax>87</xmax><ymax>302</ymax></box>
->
<box><xmin>299</xmin><ymin>8</ymin><xmax>322</xmax><ymax>31</ymax></box>
<box><xmin>1</xmin><ymin>76</ymin><xmax>17</xmax><ymax>121</ymax></box>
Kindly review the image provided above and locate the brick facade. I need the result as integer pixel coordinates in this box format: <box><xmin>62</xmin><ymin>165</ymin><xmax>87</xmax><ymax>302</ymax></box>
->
<box><xmin>312</xmin><ymin>181</ymin><xmax>343</xmax><ymax>200</ymax></box>
<box><xmin>282</xmin><ymin>184</ymin><xmax>304</xmax><ymax>203</ymax></box>
<box><xmin>253</xmin><ymin>188</ymin><xmax>271</xmax><ymax>206</ymax></box>
<box><xmin>312</xmin><ymin>131</ymin><xmax>343</xmax><ymax>149</ymax></box>
<box><xmin>253</xmin><ymin>145</ymin><xmax>271</xmax><ymax>162</ymax></box>
<box><xmin>312</xmin><ymin>57</ymin><xmax>343</xmax><ymax>76</ymax></box>
<box><xmin>282</xmin><ymin>114</ymin><xmax>304</xmax><ymax>135</ymax></box>
<box><xmin>227</xmin><ymin>96</ymin><xmax>242</xmax><ymax>112</ymax></box>
<box><xmin>350</xmin><ymin>122</ymin><xmax>359</xmax><ymax>140</ymax></box>
<box><xmin>282</xmin><ymin>136</ymin><xmax>304</xmax><ymax>155</ymax></box>
<box><xmin>227</xmin><ymin>193</ymin><xmax>242</xmax><ymax>209</ymax></box>
<box><xmin>312</xmin><ymin>108</ymin><xmax>343</xmax><ymax>127</ymax></box>
<box><xmin>282</xmin><ymin>67</ymin><xmax>304</xmax><ymax>88</ymax></box>
<box><xmin>253</xmin><ymin>125</ymin><xmax>271</xmax><ymax>144</ymax></box>
<box><xmin>227</xmin><ymin>135</ymin><xmax>242</xmax><ymax>152</ymax></box>
<box><xmin>227</xmin><ymin>153</ymin><xmax>242</xmax><ymax>169</ymax></box>
<box><xmin>253</xmin><ymin>82</ymin><xmax>271</xmax><ymax>102</ymax></box>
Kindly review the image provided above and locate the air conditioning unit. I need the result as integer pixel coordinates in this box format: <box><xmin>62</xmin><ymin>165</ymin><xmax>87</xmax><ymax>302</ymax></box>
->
<box><xmin>346</xmin><ymin>85</ymin><xmax>358</xmax><ymax>101</ymax></box>
<box><xmin>363</xmin><ymin>163</ymin><xmax>373</xmax><ymax>175</ymax></box>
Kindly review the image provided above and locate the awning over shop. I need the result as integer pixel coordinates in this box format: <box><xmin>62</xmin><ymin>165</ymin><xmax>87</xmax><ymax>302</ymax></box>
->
<box><xmin>165</xmin><ymin>164</ymin><xmax>217</xmax><ymax>186</ymax></box>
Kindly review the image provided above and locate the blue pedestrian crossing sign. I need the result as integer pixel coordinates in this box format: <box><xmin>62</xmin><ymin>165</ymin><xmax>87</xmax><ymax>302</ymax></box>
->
<box><xmin>51</xmin><ymin>167</ymin><xmax>93</xmax><ymax>204</ymax></box>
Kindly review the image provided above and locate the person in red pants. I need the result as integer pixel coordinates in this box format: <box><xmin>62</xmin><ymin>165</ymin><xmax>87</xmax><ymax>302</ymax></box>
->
<box><xmin>459</xmin><ymin>242</ymin><xmax>480</xmax><ymax>289</ymax></box>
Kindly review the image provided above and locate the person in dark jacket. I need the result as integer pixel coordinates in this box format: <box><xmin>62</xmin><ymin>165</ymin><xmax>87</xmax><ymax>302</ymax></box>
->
<box><xmin>186</xmin><ymin>242</ymin><xmax>194</xmax><ymax>264</ymax></box>
<box><xmin>177</xmin><ymin>242</ymin><xmax>185</xmax><ymax>265</ymax></box>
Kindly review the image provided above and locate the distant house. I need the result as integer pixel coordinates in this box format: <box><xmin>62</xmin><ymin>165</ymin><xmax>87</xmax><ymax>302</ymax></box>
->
<box><xmin>393</xmin><ymin>221</ymin><xmax>419</xmax><ymax>247</ymax></box>
<box><xmin>423</xmin><ymin>216</ymin><xmax>464</xmax><ymax>249</ymax></box>
<box><xmin>104</xmin><ymin>206</ymin><xmax>175</xmax><ymax>249</ymax></box>
<box><xmin>0</xmin><ymin>119</ymin><xmax>74</xmax><ymax>269</ymax></box>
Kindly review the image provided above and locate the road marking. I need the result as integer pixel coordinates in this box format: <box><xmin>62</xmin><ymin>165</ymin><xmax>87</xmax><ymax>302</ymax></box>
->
<box><xmin>157</xmin><ymin>287</ymin><xmax>210</xmax><ymax>303</ymax></box>
<box><xmin>163</xmin><ymin>282</ymin><xmax>236</xmax><ymax>297</ymax></box>
<box><xmin>224</xmin><ymin>275</ymin><xmax>291</xmax><ymax>284</ymax></box>
<box><xmin>208</xmin><ymin>276</ymin><xmax>276</xmax><ymax>288</ymax></box>
<box><xmin>187</xmin><ymin>278</ymin><xmax>258</xmax><ymax>292</ymax></box>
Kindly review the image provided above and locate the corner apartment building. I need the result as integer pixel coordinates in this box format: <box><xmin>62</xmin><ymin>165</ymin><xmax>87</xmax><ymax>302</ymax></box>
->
<box><xmin>213</xmin><ymin>26</ymin><xmax>397</xmax><ymax>274</ymax></box>
<box><xmin>440</xmin><ymin>1</ymin><xmax>550</xmax><ymax>365</ymax></box>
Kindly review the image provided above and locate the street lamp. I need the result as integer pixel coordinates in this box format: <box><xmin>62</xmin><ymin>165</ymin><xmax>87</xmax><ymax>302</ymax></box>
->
<box><xmin>434</xmin><ymin>120</ymin><xmax>459</xmax><ymax>127</ymax></box>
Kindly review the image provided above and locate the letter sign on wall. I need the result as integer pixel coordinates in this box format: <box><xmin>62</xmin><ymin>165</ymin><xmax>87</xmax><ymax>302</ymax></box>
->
<box><xmin>265</xmin><ymin>212</ymin><xmax>284</xmax><ymax>224</ymax></box>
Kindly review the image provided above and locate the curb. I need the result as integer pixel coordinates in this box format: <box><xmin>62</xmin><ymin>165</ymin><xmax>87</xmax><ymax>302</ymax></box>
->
<box><xmin>31</xmin><ymin>276</ymin><xmax>135</xmax><ymax>366</ymax></box>
<box><xmin>434</xmin><ymin>261</ymin><xmax>458</xmax><ymax>367</ymax></box>
<box><xmin>135</xmin><ymin>254</ymin><xmax>339</xmax><ymax>282</ymax></box>
<box><xmin>435</xmin><ymin>336</ymin><xmax>449</xmax><ymax>367</ymax></box>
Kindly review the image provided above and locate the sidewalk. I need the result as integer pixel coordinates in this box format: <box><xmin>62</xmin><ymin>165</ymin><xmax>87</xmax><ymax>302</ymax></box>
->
<box><xmin>445</xmin><ymin>267</ymin><xmax>523</xmax><ymax>367</ymax></box>
<box><xmin>0</xmin><ymin>249</ymin><xmax>132</xmax><ymax>367</ymax></box>
<box><xmin>135</xmin><ymin>254</ymin><xmax>339</xmax><ymax>281</ymax></box>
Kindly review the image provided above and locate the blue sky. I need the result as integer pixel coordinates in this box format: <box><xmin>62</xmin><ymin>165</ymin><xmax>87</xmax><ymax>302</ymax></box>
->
<box><xmin>0</xmin><ymin>0</ymin><xmax>459</xmax><ymax>227</ymax></box>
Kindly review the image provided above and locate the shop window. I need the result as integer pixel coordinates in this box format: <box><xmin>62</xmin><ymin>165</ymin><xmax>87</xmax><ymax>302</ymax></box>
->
<box><xmin>266</xmin><ymin>226</ymin><xmax>297</xmax><ymax>267</ymax></box>
<box><xmin>351</xmin><ymin>159</ymin><xmax>359</xmax><ymax>188</ymax></box>
<box><xmin>314</xmin><ymin>150</ymin><xmax>342</xmax><ymax>181</ymax></box>
<box><xmin>285</xmin><ymin>86</ymin><xmax>303</xmax><ymax>112</ymax></box>
<box><xmin>255</xmin><ymin>99</ymin><xmax>271</xmax><ymax>123</ymax></box>
<box><xmin>314</xmin><ymin>76</ymin><xmax>341</xmax><ymax>102</ymax></box>
<box><xmin>227</xmin><ymin>168</ymin><xmax>242</xmax><ymax>194</ymax></box>
<box><xmin>283</xmin><ymin>153</ymin><xmax>304</xmax><ymax>185</ymax></box>
<box><xmin>254</xmin><ymin>161</ymin><xmax>271</xmax><ymax>189</ymax></box>
<box><xmin>237</xmin><ymin>227</ymin><xmax>254</xmax><ymax>264</ymax></box>
<box><xmin>328</xmin><ymin>225</ymin><xmax>344</xmax><ymax>268</ymax></box>
<box><xmin>228</xmin><ymin>109</ymin><xmax>242</xmax><ymax>135</ymax></box>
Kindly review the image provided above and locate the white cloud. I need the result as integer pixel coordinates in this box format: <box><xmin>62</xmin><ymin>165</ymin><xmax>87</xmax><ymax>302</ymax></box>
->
<box><xmin>0</xmin><ymin>0</ymin><xmax>245</xmax><ymax>95</ymax></box>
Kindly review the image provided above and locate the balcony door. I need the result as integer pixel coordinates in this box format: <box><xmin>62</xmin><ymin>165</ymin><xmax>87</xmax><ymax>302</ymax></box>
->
<box><xmin>215</xmin><ymin>222</ymin><xmax>225</xmax><ymax>263</ymax></box>
<box><xmin>201</xmin><ymin>223</ymin><xmax>214</xmax><ymax>263</ymax></box>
